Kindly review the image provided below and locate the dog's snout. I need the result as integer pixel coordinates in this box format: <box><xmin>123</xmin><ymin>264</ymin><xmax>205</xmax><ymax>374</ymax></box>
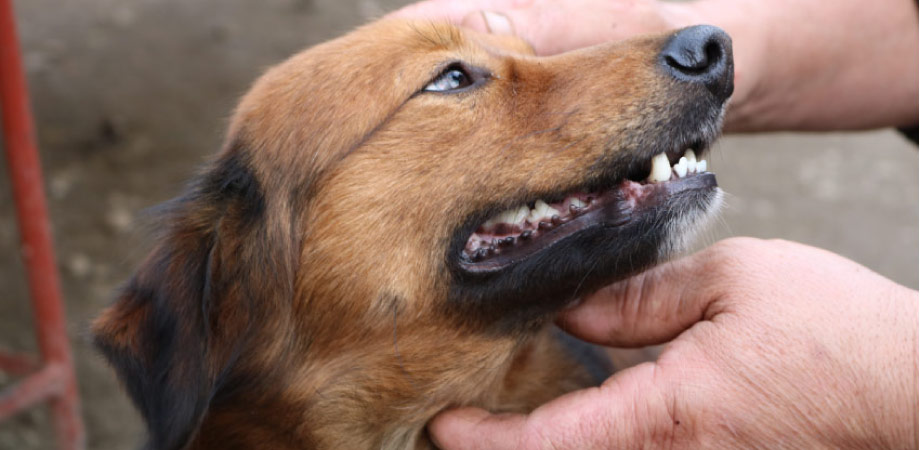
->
<box><xmin>660</xmin><ymin>25</ymin><xmax>734</xmax><ymax>101</ymax></box>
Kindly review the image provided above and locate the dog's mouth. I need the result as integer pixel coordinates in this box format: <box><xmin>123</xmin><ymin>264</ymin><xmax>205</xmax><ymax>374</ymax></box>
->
<box><xmin>458</xmin><ymin>146</ymin><xmax>715</xmax><ymax>273</ymax></box>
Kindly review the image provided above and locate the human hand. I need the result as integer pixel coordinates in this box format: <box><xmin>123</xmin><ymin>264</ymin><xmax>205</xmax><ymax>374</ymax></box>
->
<box><xmin>428</xmin><ymin>238</ymin><xmax>919</xmax><ymax>449</ymax></box>
<box><xmin>392</xmin><ymin>0</ymin><xmax>918</xmax><ymax>133</ymax></box>
<box><xmin>391</xmin><ymin>0</ymin><xmax>683</xmax><ymax>57</ymax></box>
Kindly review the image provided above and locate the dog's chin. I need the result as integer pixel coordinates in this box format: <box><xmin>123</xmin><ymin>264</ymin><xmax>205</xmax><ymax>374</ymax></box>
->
<box><xmin>446</xmin><ymin>168</ymin><xmax>722</xmax><ymax>332</ymax></box>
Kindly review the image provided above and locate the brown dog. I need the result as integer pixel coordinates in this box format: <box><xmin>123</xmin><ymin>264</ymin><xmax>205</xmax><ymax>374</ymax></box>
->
<box><xmin>92</xmin><ymin>19</ymin><xmax>732</xmax><ymax>449</ymax></box>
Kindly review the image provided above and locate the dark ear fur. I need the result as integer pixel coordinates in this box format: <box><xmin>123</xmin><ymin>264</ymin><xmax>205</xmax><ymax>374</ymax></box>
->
<box><xmin>92</xmin><ymin>144</ymin><xmax>292</xmax><ymax>450</ymax></box>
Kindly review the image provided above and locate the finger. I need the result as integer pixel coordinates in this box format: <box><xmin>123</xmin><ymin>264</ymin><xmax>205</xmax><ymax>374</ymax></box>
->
<box><xmin>558</xmin><ymin>244</ymin><xmax>733</xmax><ymax>348</ymax></box>
<box><xmin>429</xmin><ymin>363</ymin><xmax>676</xmax><ymax>449</ymax></box>
<box><xmin>461</xmin><ymin>10</ymin><xmax>515</xmax><ymax>35</ymax></box>
<box><xmin>389</xmin><ymin>1</ymin><xmax>524</xmax><ymax>38</ymax></box>
<box><xmin>387</xmin><ymin>0</ymin><xmax>512</xmax><ymax>24</ymax></box>
<box><xmin>428</xmin><ymin>408</ymin><xmax>526</xmax><ymax>450</ymax></box>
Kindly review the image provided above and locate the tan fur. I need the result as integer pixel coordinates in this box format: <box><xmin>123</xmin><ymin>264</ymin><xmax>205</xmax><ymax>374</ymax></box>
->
<box><xmin>93</xmin><ymin>19</ymin><xmax>699</xmax><ymax>450</ymax></box>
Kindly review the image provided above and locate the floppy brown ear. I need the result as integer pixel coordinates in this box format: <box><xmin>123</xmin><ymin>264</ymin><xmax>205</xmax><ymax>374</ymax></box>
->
<box><xmin>92</xmin><ymin>146</ymin><xmax>293</xmax><ymax>450</ymax></box>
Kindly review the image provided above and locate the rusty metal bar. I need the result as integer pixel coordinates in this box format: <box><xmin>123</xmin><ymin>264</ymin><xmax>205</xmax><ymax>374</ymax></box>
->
<box><xmin>0</xmin><ymin>364</ymin><xmax>64</xmax><ymax>421</ymax></box>
<box><xmin>0</xmin><ymin>352</ymin><xmax>39</xmax><ymax>376</ymax></box>
<box><xmin>0</xmin><ymin>0</ymin><xmax>86</xmax><ymax>448</ymax></box>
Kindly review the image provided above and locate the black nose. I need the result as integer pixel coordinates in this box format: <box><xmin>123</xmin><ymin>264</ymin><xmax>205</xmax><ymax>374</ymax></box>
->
<box><xmin>660</xmin><ymin>25</ymin><xmax>734</xmax><ymax>101</ymax></box>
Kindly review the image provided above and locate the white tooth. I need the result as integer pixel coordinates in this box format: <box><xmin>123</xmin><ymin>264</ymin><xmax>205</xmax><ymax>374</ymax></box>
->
<box><xmin>500</xmin><ymin>208</ymin><xmax>519</xmax><ymax>225</ymax></box>
<box><xmin>569</xmin><ymin>197</ymin><xmax>586</xmax><ymax>208</ymax></box>
<box><xmin>674</xmin><ymin>157</ymin><xmax>688</xmax><ymax>178</ymax></box>
<box><xmin>697</xmin><ymin>160</ymin><xmax>707</xmax><ymax>173</ymax></box>
<box><xmin>528</xmin><ymin>201</ymin><xmax>547</xmax><ymax>223</ymax></box>
<box><xmin>513</xmin><ymin>205</ymin><xmax>530</xmax><ymax>225</ymax></box>
<box><xmin>647</xmin><ymin>152</ymin><xmax>671</xmax><ymax>183</ymax></box>
<box><xmin>683</xmin><ymin>149</ymin><xmax>697</xmax><ymax>173</ymax></box>
<box><xmin>495</xmin><ymin>209</ymin><xmax>515</xmax><ymax>225</ymax></box>
<box><xmin>528</xmin><ymin>200</ymin><xmax>560</xmax><ymax>223</ymax></box>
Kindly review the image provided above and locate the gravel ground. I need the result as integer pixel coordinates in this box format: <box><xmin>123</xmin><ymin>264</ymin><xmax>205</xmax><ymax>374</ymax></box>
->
<box><xmin>0</xmin><ymin>1</ymin><xmax>915</xmax><ymax>448</ymax></box>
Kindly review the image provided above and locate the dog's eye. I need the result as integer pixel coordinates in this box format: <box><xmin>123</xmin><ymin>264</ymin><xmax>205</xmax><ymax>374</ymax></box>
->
<box><xmin>424</xmin><ymin>66</ymin><xmax>474</xmax><ymax>93</ymax></box>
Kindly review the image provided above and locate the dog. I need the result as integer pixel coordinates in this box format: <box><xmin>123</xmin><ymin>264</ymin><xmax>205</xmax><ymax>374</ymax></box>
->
<box><xmin>92</xmin><ymin>19</ymin><xmax>732</xmax><ymax>449</ymax></box>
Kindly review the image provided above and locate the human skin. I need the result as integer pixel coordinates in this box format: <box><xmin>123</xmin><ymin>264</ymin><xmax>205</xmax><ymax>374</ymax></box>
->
<box><xmin>391</xmin><ymin>0</ymin><xmax>919</xmax><ymax>133</ymax></box>
<box><xmin>428</xmin><ymin>238</ymin><xmax>919</xmax><ymax>449</ymax></box>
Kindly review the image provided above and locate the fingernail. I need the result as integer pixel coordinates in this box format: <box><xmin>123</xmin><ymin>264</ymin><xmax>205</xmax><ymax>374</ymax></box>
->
<box><xmin>481</xmin><ymin>10</ymin><xmax>514</xmax><ymax>35</ymax></box>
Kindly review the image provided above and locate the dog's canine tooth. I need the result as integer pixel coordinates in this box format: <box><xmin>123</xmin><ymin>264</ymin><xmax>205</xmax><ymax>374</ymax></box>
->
<box><xmin>674</xmin><ymin>157</ymin><xmax>689</xmax><ymax>178</ymax></box>
<box><xmin>648</xmin><ymin>152</ymin><xmax>671</xmax><ymax>182</ymax></box>
<box><xmin>698</xmin><ymin>159</ymin><xmax>708</xmax><ymax>172</ymax></box>
<box><xmin>684</xmin><ymin>149</ymin><xmax>697</xmax><ymax>173</ymax></box>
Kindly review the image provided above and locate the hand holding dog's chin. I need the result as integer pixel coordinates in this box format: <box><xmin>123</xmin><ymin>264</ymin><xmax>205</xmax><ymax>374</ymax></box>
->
<box><xmin>428</xmin><ymin>238</ymin><xmax>918</xmax><ymax>450</ymax></box>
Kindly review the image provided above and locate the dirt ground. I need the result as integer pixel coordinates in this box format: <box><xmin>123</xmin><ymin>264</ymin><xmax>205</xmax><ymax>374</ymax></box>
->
<box><xmin>1</xmin><ymin>0</ymin><xmax>916</xmax><ymax>449</ymax></box>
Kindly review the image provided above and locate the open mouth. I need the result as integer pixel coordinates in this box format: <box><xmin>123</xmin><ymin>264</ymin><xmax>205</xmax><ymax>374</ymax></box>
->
<box><xmin>459</xmin><ymin>147</ymin><xmax>715</xmax><ymax>272</ymax></box>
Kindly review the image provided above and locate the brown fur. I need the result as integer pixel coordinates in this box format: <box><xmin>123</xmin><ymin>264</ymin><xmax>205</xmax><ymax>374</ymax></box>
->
<box><xmin>93</xmin><ymin>19</ymin><xmax>724</xmax><ymax>449</ymax></box>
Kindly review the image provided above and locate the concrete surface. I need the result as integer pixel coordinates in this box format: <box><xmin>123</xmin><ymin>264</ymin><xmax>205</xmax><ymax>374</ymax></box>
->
<box><xmin>0</xmin><ymin>0</ymin><xmax>915</xmax><ymax>448</ymax></box>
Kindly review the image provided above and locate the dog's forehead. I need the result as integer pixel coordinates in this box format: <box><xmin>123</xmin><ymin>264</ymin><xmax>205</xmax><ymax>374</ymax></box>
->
<box><xmin>228</xmin><ymin>20</ymin><xmax>529</xmax><ymax>184</ymax></box>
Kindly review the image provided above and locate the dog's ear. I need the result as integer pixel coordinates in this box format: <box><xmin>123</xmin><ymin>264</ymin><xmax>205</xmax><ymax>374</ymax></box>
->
<box><xmin>92</xmin><ymin>145</ymin><xmax>294</xmax><ymax>450</ymax></box>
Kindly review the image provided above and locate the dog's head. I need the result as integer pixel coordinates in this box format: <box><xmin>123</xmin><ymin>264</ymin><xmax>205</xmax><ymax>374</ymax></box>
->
<box><xmin>93</xmin><ymin>20</ymin><xmax>731</xmax><ymax>449</ymax></box>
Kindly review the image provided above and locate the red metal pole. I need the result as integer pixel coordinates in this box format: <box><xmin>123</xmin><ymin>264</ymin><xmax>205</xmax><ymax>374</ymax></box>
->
<box><xmin>0</xmin><ymin>0</ymin><xmax>85</xmax><ymax>448</ymax></box>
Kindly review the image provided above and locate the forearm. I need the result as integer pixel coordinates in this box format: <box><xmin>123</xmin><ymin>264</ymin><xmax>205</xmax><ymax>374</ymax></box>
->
<box><xmin>666</xmin><ymin>0</ymin><xmax>919</xmax><ymax>132</ymax></box>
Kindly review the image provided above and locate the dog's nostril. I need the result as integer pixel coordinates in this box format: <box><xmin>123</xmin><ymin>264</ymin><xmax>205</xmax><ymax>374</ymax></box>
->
<box><xmin>665</xmin><ymin>41</ymin><xmax>722</xmax><ymax>75</ymax></box>
<box><xmin>660</xmin><ymin>25</ymin><xmax>734</xmax><ymax>101</ymax></box>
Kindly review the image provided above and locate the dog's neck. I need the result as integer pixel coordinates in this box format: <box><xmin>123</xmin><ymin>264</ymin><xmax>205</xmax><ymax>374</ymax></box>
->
<box><xmin>189</xmin><ymin>325</ymin><xmax>590</xmax><ymax>449</ymax></box>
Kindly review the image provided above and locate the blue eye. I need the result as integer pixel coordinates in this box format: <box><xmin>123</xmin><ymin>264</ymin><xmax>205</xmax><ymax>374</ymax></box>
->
<box><xmin>424</xmin><ymin>67</ymin><xmax>473</xmax><ymax>92</ymax></box>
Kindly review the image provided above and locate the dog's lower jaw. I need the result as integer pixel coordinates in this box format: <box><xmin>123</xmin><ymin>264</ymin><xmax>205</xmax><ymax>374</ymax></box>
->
<box><xmin>658</xmin><ymin>188</ymin><xmax>724</xmax><ymax>259</ymax></box>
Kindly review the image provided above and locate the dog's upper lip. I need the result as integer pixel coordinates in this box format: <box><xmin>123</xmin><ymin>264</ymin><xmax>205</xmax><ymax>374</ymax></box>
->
<box><xmin>456</xmin><ymin>141</ymin><xmax>714</xmax><ymax>263</ymax></box>
<box><xmin>456</xmin><ymin>170</ymin><xmax>718</xmax><ymax>274</ymax></box>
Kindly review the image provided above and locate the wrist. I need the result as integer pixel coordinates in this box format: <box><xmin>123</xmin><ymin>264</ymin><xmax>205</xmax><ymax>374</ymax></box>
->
<box><xmin>666</xmin><ymin>0</ymin><xmax>918</xmax><ymax>132</ymax></box>
<box><xmin>833</xmin><ymin>285</ymin><xmax>918</xmax><ymax>449</ymax></box>
<box><xmin>876</xmin><ymin>287</ymin><xmax>919</xmax><ymax>448</ymax></box>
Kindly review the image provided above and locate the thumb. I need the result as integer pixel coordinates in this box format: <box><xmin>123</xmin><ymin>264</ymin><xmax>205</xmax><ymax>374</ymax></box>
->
<box><xmin>558</xmin><ymin>243</ymin><xmax>734</xmax><ymax>348</ymax></box>
<box><xmin>428</xmin><ymin>408</ymin><xmax>526</xmax><ymax>450</ymax></box>
<box><xmin>429</xmin><ymin>363</ymin><xmax>679</xmax><ymax>449</ymax></box>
